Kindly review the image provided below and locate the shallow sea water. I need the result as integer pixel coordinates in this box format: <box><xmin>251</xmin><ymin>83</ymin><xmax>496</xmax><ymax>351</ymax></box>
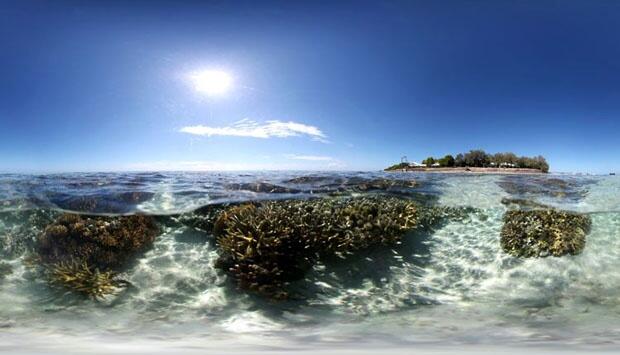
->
<box><xmin>1</xmin><ymin>171</ymin><xmax>619</xmax><ymax>354</ymax></box>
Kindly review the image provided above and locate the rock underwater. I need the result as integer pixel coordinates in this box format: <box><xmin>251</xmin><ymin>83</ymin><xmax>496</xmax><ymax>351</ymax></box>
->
<box><xmin>225</xmin><ymin>182</ymin><xmax>301</xmax><ymax>194</ymax></box>
<box><xmin>0</xmin><ymin>262</ymin><xmax>12</xmax><ymax>281</ymax></box>
<box><xmin>36</xmin><ymin>213</ymin><xmax>159</xmax><ymax>298</ymax></box>
<box><xmin>497</xmin><ymin>176</ymin><xmax>592</xmax><ymax>201</ymax></box>
<box><xmin>500</xmin><ymin>209</ymin><xmax>591</xmax><ymax>258</ymax></box>
<box><xmin>226</xmin><ymin>177</ymin><xmax>420</xmax><ymax>197</ymax></box>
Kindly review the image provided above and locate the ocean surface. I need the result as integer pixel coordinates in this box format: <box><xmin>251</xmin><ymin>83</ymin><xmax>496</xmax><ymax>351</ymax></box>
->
<box><xmin>1</xmin><ymin>171</ymin><xmax>620</xmax><ymax>354</ymax></box>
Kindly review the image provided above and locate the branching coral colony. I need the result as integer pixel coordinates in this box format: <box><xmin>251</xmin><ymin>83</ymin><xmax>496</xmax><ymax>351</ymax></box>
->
<box><xmin>500</xmin><ymin>209</ymin><xmax>591</xmax><ymax>258</ymax></box>
<box><xmin>34</xmin><ymin>196</ymin><xmax>592</xmax><ymax>300</ymax></box>
<box><xmin>36</xmin><ymin>213</ymin><xmax>158</xmax><ymax>298</ymax></box>
<box><xmin>33</xmin><ymin>195</ymin><xmax>475</xmax><ymax>300</ymax></box>
<box><xmin>48</xmin><ymin>260</ymin><xmax>126</xmax><ymax>299</ymax></box>
<box><xmin>211</xmin><ymin>196</ymin><xmax>471</xmax><ymax>299</ymax></box>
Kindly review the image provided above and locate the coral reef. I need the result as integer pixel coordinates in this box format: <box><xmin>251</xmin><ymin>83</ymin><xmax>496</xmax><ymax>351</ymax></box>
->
<box><xmin>345</xmin><ymin>178</ymin><xmax>417</xmax><ymax>192</ymax></box>
<box><xmin>36</xmin><ymin>213</ymin><xmax>158</xmax><ymax>297</ymax></box>
<box><xmin>500</xmin><ymin>197</ymin><xmax>550</xmax><ymax>210</ymax></box>
<box><xmin>228</xmin><ymin>177</ymin><xmax>419</xmax><ymax>196</ymax></box>
<box><xmin>284</xmin><ymin>176</ymin><xmax>334</xmax><ymax>184</ymax></box>
<box><xmin>47</xmin><ymin>260</ymin><xmax>126</xmax><ymax>299</ymax></box>
<box><xmin>37</xmin><ymin>213</ymin><xmax>158</xmax><ymax>269</ymax></box>
<box><xmin>500</xmin><ymin>209</ymin><xmax>591</xmax><ymax>257</ymax></box>
<box><xmin>49</xmin><ymin>191</ymin><xmax>155</xmax><ymax>213</ymax></box>
<box><xmin>178</xmin><ymin>203</ymin><xmax>230</xmax><ymax>232</ymax></box>
<box><xmin>0</xmin><ymin>262</ymin><xmax>12</xmax><ymax>280</ymax></box>
<box><xmin>225</xmin><ymin>182</ymin><xmax>301</xmax><ymax>194</ymax></box>
<box><xmin>213</xmin><ymin>197</ymin><xmax>466</xmax><ymax>298</ymax></box>
<box><xmin>0</xmin><ymin>209</ymin><xmax>59</xmax><ymax>258</ymax></box>
<box><xmin>497</xmin><ymin>177</ymin><xmax>591</xmax><ymax>201</ymax></box>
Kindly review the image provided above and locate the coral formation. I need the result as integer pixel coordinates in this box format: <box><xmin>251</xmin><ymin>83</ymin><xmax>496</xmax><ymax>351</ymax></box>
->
<box><xmin>36</xmin><ymin>213</ymin><xmax>158</xmax><ymax>297</ymax></box>
<box><xmin>345</xmin><ymin>178</ymin><xmax>417</xmax><ymax>192</ymax></box>
<box><xmin>48</xmin><ymin>260</ymin><xmax>126</xmax><ymax>299</ymax></box>
<box><xmin>500</xmin><ymin>197</ymin><xmax>550</xmax><ymax>210</ymax></box>
<box><xmin>284</xmin><ymin>176</ymin><xmax>334</xmax><ymax>184</ymax></box>
<box><xmin>497</xmin><ymin>177</ymin><xmax>592</xmax><ymax>201</ymax></box>
<box><xmin>226</xmin><ymin>177</ymin><xmax>419</xmax><ymax>196</ymax></box>
<box><xmin>37</xmin><ymin>213</ymin><xmax>158</xmax><ymax>269</ymax></box>
<box><xmin>212</xmin><ymin>197</ymin><xmax>466</xmax><ymax>298</ymax></box>
<box><xmin>179</xmin><ymin>203</ymin><xmax>232</xmax><ymax>232</ymax></box>
<box><xmin>500</xmin><ymin>209</ymin><xmax>591</xmax><ymax>257</ymax></box>
<box><xmin>0</xmin><ymin>262</ymin><xmax>12</xmax><ymax>280</ymax></box>
<box><xmin>225</xmin><ymin>182</ymin><xmax>301</xmax><ymax>194</ymax></box>
<box><xmin>0</xmin><ymin>209</ymin><xmax>59</xmax><ymax>258</ymax></box>
<box><xmin>50</xmin><ymin>191</ymin><xmax>155</xmax><ymax>213</ymax></box>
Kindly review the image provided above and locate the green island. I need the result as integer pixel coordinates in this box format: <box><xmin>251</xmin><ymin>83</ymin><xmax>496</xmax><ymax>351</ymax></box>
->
<box><xmin>385</xmin><ymin>150</ymin><xmax>549</xmax><ymax>173</ymax></box>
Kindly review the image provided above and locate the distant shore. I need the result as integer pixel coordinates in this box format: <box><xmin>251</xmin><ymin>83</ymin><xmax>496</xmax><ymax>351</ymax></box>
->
<box><xmin>385</xmin><ymin>167</ymin><xmax>545</xmax><ymax>174</ymax></box>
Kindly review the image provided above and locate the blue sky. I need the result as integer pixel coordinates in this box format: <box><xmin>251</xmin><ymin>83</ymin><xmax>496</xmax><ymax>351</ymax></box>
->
<box><xmin>1</xmin><ymin>0</ymin><xmax>619</xmax><ymax>173</ymax></box>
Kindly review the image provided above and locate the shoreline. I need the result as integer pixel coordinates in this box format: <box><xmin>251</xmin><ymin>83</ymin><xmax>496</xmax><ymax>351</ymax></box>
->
<box><xmin>385</xmin><ymin>167</ymin><xmax>545</xmax><ymax>174</ymax></box>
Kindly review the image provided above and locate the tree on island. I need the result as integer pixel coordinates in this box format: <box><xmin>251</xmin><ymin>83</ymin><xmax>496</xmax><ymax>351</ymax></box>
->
<box><xmin>384</xmin><ymin>162</ymin><xmax>410</xmax><ymax>171</ymax></box>
<box><xmin>455</xmin><ymin>154</ymin><xmax>465</xmax><ymax>167</ymax></box>
<box><xmin>464</xmin><ymin>150</ymin><xmax>490</xmax><ymax>167</ymax></box>
<box><xmin>438</xmin><ymin>154</ymin><xmax>455</xmax><ymax>167</ymax></box>
<box><xmin>386</xmin><ymin>150</ymin><xmax>549</xmax><ymax>172</ymax></box>
<box><xmin>422</xmin><ymin>157</ymin><xmax>436</xmax><ymax>167</ymax></box>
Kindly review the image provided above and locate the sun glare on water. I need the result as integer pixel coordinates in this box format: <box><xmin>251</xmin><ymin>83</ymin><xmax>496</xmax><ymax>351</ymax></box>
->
<box><xmin>191</xmin><ymin>70</ymin><xmax>233</xmax><ymax>96</ymax></box>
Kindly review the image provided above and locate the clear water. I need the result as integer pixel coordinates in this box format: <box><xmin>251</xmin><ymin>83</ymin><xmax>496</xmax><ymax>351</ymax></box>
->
<box><xmin>1</xmin><ymin>171</ymin><xmax>619</xmax><ymax>354</ymax></box>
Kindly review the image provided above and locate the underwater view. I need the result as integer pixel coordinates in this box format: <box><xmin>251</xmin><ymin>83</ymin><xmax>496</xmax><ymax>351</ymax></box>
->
<box><xmin>4</xmin><ymin>0</ymin><xmax>620</xmax><ymax>353</ymax></box>
<box><xmin>1</xmin><ymin>172</ymin><xmax>620</xmax><ymax>353</ymax></box>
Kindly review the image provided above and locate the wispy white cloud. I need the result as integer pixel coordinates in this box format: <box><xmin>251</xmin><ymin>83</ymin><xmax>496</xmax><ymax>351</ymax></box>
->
<box><xmin>180</xmin><ymin>119</ymin><xmax>329</xmax><ymax>143</ymax></box>
<box><xmin>284</xmin><ymin>154</ymin><xmax>334</xmax><ymax>161</ymax></box>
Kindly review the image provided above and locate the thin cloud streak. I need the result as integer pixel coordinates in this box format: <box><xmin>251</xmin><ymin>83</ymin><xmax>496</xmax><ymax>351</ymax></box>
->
<box><xmin>180</xmin><ymin>119</ymin><xmax>329</xmax><ymax>143</ymax></box>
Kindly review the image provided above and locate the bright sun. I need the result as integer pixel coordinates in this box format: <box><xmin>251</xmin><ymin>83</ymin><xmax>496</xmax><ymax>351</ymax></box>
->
<box><xmin>191</xmin><ymin>70</ymin><xmax>233</xmax><ymax>96</ymax></box>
